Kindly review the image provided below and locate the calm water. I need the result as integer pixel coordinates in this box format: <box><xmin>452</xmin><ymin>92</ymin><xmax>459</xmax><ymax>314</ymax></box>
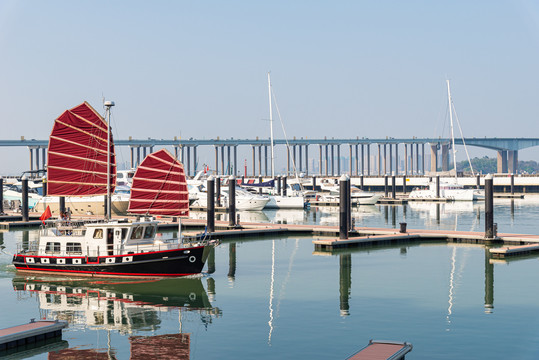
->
<box><xmin>2</xmin><ymin>196</ymin><xmax>539</xmax><ymax>359</ymax></box>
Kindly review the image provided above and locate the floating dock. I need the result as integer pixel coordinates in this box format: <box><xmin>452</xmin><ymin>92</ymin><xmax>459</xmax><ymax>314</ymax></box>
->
<box><xmin>0</xmin><ymin>319</ymin><xmax>68</xmax><ymax>352</ymax></box>
<box><xmin>5</xmin><ymin>211</ymin><xmax>539</xmax><ymax>258</ymax></box>
<box><xmin>346</xmin><ymin>340</ymin><xmax>413</xmax><ymax>360</ymax></box>
<box><xmin>489</xmin><ymin>244</ymin><xmax>539</xmax><ymax>258</ymax></box>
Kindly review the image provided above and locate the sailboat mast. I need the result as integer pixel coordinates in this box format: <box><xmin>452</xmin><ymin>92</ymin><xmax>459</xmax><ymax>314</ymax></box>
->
<box><xmin>447</xmin><ymin>80</ymin><xmax>458</xmax><ymax>181</ymax></box>
<box><xmin>268</xmin><ymin>72</ymin><xmax>275</xmax><ymax>178</ymax></box>
<box><xmin>104</xmin><ymin>100</ymin><xmax>115</xmax><ymax>220</ymax></box>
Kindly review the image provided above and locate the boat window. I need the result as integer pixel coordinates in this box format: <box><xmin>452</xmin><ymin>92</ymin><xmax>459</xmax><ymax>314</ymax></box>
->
<box><xmin>121</xmin><ymin>228</ymin><xmax>128</xmax><ymax>240</ymax></box>
<box><xmin>131</xmin><ymin>226</ymin><xmax>144</xmax><ymax>239</ymax></box>
<box><xmin>143</xmin><ymin>226</ymin><xmax>155</xmax><ymax>239</ymax></box>
<box><xmin>66</xmin><ymin>242</ymin><xmax>82</xmax><ymax>254</ymax></box>
<box><xmin>45</xmin><ymin>242</ymin><xmax>61</xmax><ymax>254</ymax></box>
<box><xmin>93</xmin><ymin>229</ymin><xmax>103</xmax><ymax>239</ymax></box>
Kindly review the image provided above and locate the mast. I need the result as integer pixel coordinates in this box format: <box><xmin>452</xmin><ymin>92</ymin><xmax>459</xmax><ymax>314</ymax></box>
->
<box><xmin>446</xmin><ymin>80</ymin><xmax>458</xmax><ymax>182</ymax></box>
<box><xmin>104</xmin><ymin>100</ymin><xmax>115</xmax><ymax>220</ymax></box>
<box><xmin>268</xmin><ymin>72</ymin><xmax>275</xmax><ymax>178</ymax></box>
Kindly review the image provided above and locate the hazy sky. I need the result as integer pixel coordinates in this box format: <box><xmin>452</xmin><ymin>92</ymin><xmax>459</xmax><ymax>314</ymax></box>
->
<box><xmin>2</xmin><ymin>0</ymin><xmax>539</xmax><ymax>174</ymax></box>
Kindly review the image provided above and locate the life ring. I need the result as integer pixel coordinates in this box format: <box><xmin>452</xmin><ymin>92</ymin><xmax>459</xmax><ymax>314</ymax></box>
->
<box><xmin>189</xmin><ymin>256</ymin><xmax>196</xmax><ymax>263</ymax></box>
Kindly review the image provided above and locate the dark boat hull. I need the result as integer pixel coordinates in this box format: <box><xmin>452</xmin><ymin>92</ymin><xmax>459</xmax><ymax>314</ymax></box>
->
<box><xmin>12</xmin><ymin>245</ymin><xmax>210</xmax><ymax>278</ymax></box>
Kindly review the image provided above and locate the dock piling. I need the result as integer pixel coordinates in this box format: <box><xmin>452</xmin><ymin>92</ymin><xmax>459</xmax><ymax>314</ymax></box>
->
<box><xmin>511</xmin><ymin>173</ymin><xmax>514</xmax><ymax>195</ymax></box>
<box><xmin>485</xmin><ymin>174</ymin><xmax>494</xmax><ymax>239</ymax></box>
<box><xmin>436</xmin><ymin>175</ymin><xmax>440</xmax><ymax>198</ymax></box>
<box><xmin>402</xmin><ymin>175</ymin><xmax>407</xmax><ymax>194</ymax></box>
<box><xmin>215</xmin><ymin>177</ymin><xmax>221</xmax><ymax>207</ymax></box>
<box><xmin>228</xmin><ymin>175</ymin><xmax>236</xmax><ymax>227</ymax></box>
<box><xmin>21</xmin><ymin>176</ymin><xmax>29</xmax><ymax>222</ymax></box>
<box><xmin>207</xmin><ymin>176</ymin><xmax>215</xmax><ymax>233</ymax></box>
<box><xmin>384</xmin><ymin>175</ymin><xmax>388</xmax><ymax>197</ymax></box>
<box><xmin>391</xmin><ymin>174</ymin><xmax>396</xmax><ymax>199</ymax></box>
<box><xmin>0</xmin><ymin>177</ymin><xmax>3</xmax><ymax>214</ymax></box>
<box><xmin>339</xmin><ymin>175</ymin><xmax>349</xmax><ymax>239</ymax></box>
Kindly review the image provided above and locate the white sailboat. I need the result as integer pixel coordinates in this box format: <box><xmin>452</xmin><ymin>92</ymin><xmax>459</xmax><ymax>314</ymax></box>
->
<box><xmin>263</xmin><ymin>72</ymin><xmax>306</xmax><ymax>209</ymax></box>
<box><xmin>409</xmin><ymin>80</ymin><xmax>484</xmax><ymax>201</ymax></box>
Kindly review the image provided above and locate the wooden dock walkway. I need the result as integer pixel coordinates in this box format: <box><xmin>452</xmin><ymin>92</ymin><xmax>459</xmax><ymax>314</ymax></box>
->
<box><xmin>346</xmin><ymin>340</ymin><xmax>413</xmax><ymax>360</ymax></box>
<box><xmin>4</xmin><ymin>211</ymin><xmax>539</xmax><ymax>257</ymax></box>
<box><xmin>0</xmin><ymin>319</ymin><xmax>67</xmax><ymax>351</ymax></box>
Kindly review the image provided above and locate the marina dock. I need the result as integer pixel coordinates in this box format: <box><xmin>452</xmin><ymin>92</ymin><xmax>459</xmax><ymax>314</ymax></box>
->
<box><xmin>346</xmin><ymin>340</ymin><xmax>413</xmax><ymax>360</ymax></box>
<box><xmin>5</xmin><ymin>211</ymin><xmax>539</xmax><ymax>254</ymax></box>
<box><xmin>0</xmin><ymin>319</ymin><xmax>68</xmax><ymax>352</ymax></box>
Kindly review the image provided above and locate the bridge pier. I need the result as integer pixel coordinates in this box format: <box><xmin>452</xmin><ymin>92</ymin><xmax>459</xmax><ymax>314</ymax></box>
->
<box><xmin>441</xmin><ymin>143</ymin><xmax>450</xmax><ymax>172</ymax></box>
<box><xmin>508</xmin><ymin>150</ymin><xmax>518</xmax><ymax>174</ymax></box>
<box><xmin>404</xmin><ymin>144</ymin><xmax>408</xmax><ymax>175</ymax></box>
<box><xmin>497</xmin><ymin>150</ymin><xmax>508</xmax><ymax>173</ymax></box>
<box><xmin>410</xmin><ymin>143</ymin><xmax>414</xmax><ymax>175</ymax></box>
<box><xmin>366</xmin><ymin>144</ymin><xmax>370</xmax><ymax>176</ymax></box>
<box><xmin>395</xmin><ymin>143</ymin><xmax>399</xmax><ymax>175</ymax></box>
<box><xmin>337</xmin><ymin>144</ymin><xmax>341</xmax><ymax>175</ymax></box>
<box><xmin>430</xmin><ymin>144</ymin><xmax>437</xmax><ymax>172</ymax></box>
<box><xmin>305</xmin><ymin>144</ymin><xmax>309</xmax><ymax>175</ymax></box>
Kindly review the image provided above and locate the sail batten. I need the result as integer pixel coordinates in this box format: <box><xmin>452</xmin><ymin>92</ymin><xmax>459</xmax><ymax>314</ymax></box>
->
<box><xmin>47</xmin><ymin>102</ymin><xmax>116</xmax><ymax>196</ymax></box>
<box><xmin>128</xmin><ymin>149</ymin><xmax>189</xmax><ymax>217</ymax></box>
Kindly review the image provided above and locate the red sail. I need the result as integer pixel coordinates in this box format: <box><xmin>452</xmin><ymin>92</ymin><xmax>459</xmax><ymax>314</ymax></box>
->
<box><xmin>47</xmin><ymin>102</ymin><xmax>116</xmax><ymax>196</ymax></box>
<box><xmin>128</xmin><ymin>149</ymin><xmax>189</xmax><ymax>217</ymax></box>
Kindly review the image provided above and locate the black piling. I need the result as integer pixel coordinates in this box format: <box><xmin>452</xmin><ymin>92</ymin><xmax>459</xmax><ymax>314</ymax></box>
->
<box><xmin>258</xmin><ymin>176</ymin><xmax>263</xmax><ymax>195</ymax></box>
<box><xmin>485</xmin><ymin>174</ymin><xmax>494</xmax><ymax>239</ymax></box>
<box><xmin>277</xmin><ymin>176</ymin><xmax>281</xmax><ymax>195</ymax></box>
<box><xmin>402</xmin><ymin>175</ymin><xmax>407</xmax><ymax>194</ymax></box>
<box><xmin>312</xmin><ymin>176</ymin><xmax>317</xmax><ymax>191</ymax></box>
<box><xmin>0</xmin><ymin>177</ymin><xmax>3</xmax><ymax>214</ymax></box>
<box><xmin>391</xmin><ymin>174</ymin><xmax>396</xmax><ymax>199</ymax></box>
<box><xmin>436</xmin><ymin>175</ymin><xmax>440</xmax><ymax>198</ymax></box>
<box><xmin>228</xmin><ymin>175</ymin><xmax>236</xmax><ymax>227</ymax></box>
<box><xmin>510</xmin><ymin>173</ymin><xmax>514</xmax><ymax>195</ymax></box>
<box><xmin>21</xmin><ymin>176</ymin><xmax>29</xmax><ymax>222</ymax></box>
<box><xmin>215</xmin><ymin>177</ymin><xmax>221</xmax><ymax>207</ymax></box>
<box><xmin>339</xmin><ymin>175</ymin><xmax>349</xmax><ymax>239</ymax></box>
<box><xmin>360</xmin><ymin>175</ymin><xmax>364</xmax><ymax>190</ymax></box>
<box><xmin>207</xmin><ymin>176</ymin><xmax>215</xmax><ymax>233</ymax></box>
<box><xmin>384</xmin><ymin>175</ymin><xmax>388</xmax><ymax>197</ymax></box>
<box><xmin>282</xmin><ymin>176</ymin><xmax>287</xmax><ymax>196</ymax></box>
<box><xmin>347</xmin><ymin>177</ymin><xmax>352</xmax><ymax>230</ymax></box>
<box><xmin>477</xmin><ymin>174</ymin><xmax>481</xmax><ymax>188</ymax></box>
<box><xmin>42</xmin><ymin>176</ymin><xmax>47</xmax><ymax>197</ymax></box>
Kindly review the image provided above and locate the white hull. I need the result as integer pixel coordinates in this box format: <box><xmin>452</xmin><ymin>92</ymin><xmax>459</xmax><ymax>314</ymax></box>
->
<box><xmin>264</xmin><ymin>195</ymin><xmax>305</xmax><ymax>209</ymax></box>
<box><xmin>192</xmin><ymin>191</ymin><xmax>270</xmax><ymax>211</ymax></box>
<box><xmin>35</xmin><ymin>195</ymin><xmax>130</xmax><ymax>216</ymax></box>
<box><xmin>318</xmin><ymin>193</ymin><xmax>381</xmax><ymax>205</ymax></box>
<box><xmin>408</xmin><ymin>188</ymin><xmax>475</xmax><ymax>201</ymax></box>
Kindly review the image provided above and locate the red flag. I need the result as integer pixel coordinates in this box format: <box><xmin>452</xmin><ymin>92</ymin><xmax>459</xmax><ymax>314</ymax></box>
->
<box><xmin>40</xmin><ymin>205</ymin><xmax>52</xmax><ymax>225</ymax></box>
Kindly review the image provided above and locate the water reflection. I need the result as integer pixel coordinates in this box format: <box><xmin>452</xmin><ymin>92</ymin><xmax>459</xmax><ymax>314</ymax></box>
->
<box><xmin>12</xmin><ymin>276</ymin><xmax>221</xmax><ymax>334</ymax></box>
<box><xmin>314</xmin><ymin>241</ymin><xmax>503</xmax><ymax>320</ymax></box>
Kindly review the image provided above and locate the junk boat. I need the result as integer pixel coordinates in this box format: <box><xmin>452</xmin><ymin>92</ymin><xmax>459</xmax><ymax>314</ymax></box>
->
<box><xmin>12</xmin><ymin>102</ymin><xmax>215</xmax><ymax>277</ymax></box>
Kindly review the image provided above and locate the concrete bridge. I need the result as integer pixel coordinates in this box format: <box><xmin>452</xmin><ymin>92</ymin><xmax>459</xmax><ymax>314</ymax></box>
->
<box><xmin>2</xmin><ymin>137</ymin><xmax>539</xmax><ymax>177</ymax></box>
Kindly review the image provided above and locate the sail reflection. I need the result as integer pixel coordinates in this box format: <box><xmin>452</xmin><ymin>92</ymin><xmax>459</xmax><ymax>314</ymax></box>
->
<box><xmin>12</xmin><ymin>275</ymin><xmax>221</xmax><ymax>334</ymax></box>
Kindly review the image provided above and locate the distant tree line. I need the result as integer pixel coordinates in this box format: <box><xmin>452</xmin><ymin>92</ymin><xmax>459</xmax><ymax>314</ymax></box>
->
<box><xmin>455</xmin><ymin>157</ymin><xmax>539</xmax><ymax>174</ymax></box>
